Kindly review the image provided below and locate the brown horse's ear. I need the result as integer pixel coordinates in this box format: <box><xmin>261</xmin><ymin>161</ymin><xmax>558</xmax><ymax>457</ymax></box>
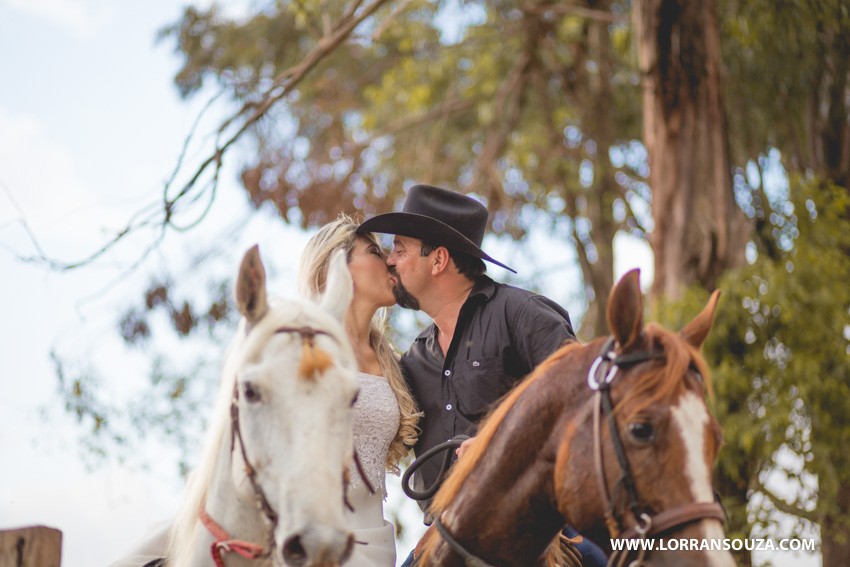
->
<box><xmin>236</xmin><ymin>245</ymin><xmax>269</xmax><ymax>324</ymax></box>
<box><xmin>607</xmin><ymin>269</ymin><xmax>643</xmax><ymax>350</ymax></box>
<box><xmin>680</xmin><ymin>290</ymin><xmax>721</xmax><ymax>349</ymax></box>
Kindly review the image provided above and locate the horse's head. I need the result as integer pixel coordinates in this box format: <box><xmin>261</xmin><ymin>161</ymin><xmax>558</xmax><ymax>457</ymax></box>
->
<box><xmin>555</xmin><ymin>269</ymin><xmax>733</xmax><ymax>566</ymax></box>
<box><xmin>228</xmin><ymin>245</ymin><xmax>359</xmax><ymax>566</ymax></box>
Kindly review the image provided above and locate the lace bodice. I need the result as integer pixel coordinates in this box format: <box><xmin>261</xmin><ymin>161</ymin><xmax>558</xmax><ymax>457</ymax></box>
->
<box><xmin>350</xmin><ymin>373</ymin><xmax>400</xmax><ymax>498</ymax></box>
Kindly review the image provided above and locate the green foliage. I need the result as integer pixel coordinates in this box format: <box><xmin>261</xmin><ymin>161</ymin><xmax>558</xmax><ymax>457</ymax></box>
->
<box><xmin>655</xmin><ymin>178</ymin><xmax>850</xmax><ymax>543</ymax></box>
<box><xmin>721</xmin><ymin>0</ymin><xmax>850</xmax><ymax>180</ymax></box>
<box><xmin>159</xmin><ymin>1</ymin><xmax>645</xmax><ymax>244</ymax></box>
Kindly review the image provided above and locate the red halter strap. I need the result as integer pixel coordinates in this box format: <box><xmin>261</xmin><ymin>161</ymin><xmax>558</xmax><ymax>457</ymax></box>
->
<box><xmin>199</xmin><ymin>506</ymin><xmax>267</xmax><ymax>567</ymax></box>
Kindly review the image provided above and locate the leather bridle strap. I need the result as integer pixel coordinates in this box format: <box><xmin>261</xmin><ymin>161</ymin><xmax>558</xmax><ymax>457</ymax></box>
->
<box><xmin>230</xmin><ymin>381</ymin><xmax>279</xmax><ymax>526</ymax></box>
<box><xmin>588</xmin><ymin>336</ymin><xmax>728</xmax><ymax>552</ymax></box>
<box><xmin>432</xmin><ymin>516</ymin><xmax>496</xmax><ymax>567</ymax></box>
<box><xmin>589</xmin><ymin>337</ymin><xmax>663</xmax><ymax>534</ymax></box>
<box><xmin>200</xmin><ymin>504</ymin><xmax>267</xmax><ymax>567</ymax></box>
<box><xmin>618</xmin><ymin>501</ymin><xmax>727</xmax><ymax>540</ymax></box>
<box><xmin>272</xmin><ymin>325</ymin><xmax>334</xmax><ymax>343</ymax></box>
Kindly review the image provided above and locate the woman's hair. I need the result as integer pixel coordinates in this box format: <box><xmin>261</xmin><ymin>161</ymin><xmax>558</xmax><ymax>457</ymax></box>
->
<box><xmin>298</xmin><ymin>214</ymin><xmax>420</xmax><ymax>473</ymax></box>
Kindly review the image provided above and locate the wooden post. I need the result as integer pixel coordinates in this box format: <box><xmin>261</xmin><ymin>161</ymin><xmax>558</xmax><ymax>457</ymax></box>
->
<box><xmin>0</xmin><ymin>526</ymin><xmax>62</xmax><ymax>567</ymax></box>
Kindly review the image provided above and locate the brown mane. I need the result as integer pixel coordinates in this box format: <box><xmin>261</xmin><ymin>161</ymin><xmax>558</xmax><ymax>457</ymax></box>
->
<box><xmin>614</xmin><ymin>323</ymin><xmax>714</xmax><ymax>417</ymax></box>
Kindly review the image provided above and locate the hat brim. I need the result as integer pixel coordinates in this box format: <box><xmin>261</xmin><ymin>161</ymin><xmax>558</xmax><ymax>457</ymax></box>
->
<box><xmin>358</xmin><ymin>212</ymin><xmax>516</xmax><ymax>273</ymax></box>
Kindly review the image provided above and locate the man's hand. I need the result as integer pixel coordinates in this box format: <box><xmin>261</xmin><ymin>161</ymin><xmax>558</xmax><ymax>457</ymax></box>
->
<box><xmin>455</xmin><ymin>437</ymin><xmax>476</xmax><ymax>460</ymax></box>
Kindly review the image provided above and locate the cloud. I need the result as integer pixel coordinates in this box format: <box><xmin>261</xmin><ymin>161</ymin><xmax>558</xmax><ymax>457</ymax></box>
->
<box><xmin>2</xmin><ymin>0</ymin><xmax>112</xmax><ymax>39</ymax></box>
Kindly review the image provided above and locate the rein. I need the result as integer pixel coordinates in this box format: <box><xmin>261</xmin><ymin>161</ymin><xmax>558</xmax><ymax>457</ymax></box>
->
<box><xmin>401</xmin><ymin>435</ymin><xmax>470</xmax><ymax>501</ymax></box>
<box><xmin>200</xmin><ymin>505</ymin><xmax>267</xmax><ymax>567</ymax></box>
<box><xmin>433</xmin><ymin>516</ymin><xmax>496</xmax><ymax>567</ymax></box>
<box><xmin>200</xmin><ymin>325</ymin><xmax>360</xmax><ymax>565</ymax></box>
<box><xmin>588</xmin><ymin>337</ymin><xmax>726</xmax><ymax>566</ymax></box>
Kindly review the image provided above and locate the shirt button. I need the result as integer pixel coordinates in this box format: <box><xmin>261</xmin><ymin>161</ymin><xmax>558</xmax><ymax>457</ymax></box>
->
<box><xmin>446</xmin><ymin>404</ymin><xmax>453</xmax><ymax>411</ymax></box>
<box><xmin>444</xmin><ymin>370</ymin><xmax>451</xmax><ymax>377</ymax></box>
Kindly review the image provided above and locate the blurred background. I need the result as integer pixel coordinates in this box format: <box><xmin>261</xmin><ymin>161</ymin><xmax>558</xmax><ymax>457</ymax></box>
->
<box><xmin>2</xmin><ymin>1</ymin><xmax>847</xmax><ymax>565</ymax></box>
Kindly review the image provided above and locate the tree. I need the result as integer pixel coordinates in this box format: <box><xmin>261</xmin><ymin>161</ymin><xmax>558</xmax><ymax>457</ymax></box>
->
<box><xmin>159</xmin><ymin>0</ymin><xmax>646</xmax><ymax>337</ymax></box>
<box><xmin>634</xmin><ymin>0</ymin><xmax>751</xmax><ymax>300</ymax></box>
<box><xmin>718</xmin><ymin>1</ymin><xmax>850</xmax><ymax>563</ymax></box>
<box><xmin>656</xmin><ymin>180</ymin><xmax>849</xmax><ymax>566</ymax></box>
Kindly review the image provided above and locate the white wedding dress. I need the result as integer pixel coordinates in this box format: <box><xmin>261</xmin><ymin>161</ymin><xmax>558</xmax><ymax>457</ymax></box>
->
<box><xmin>109</xmin><ymin>372</ymin><xmax>401</xmax><ymax>567</ymax></box>
<box><xmin>345</xmin><ymin>372</ymin><xmax>401</xmax><ymax>567</ymax></box>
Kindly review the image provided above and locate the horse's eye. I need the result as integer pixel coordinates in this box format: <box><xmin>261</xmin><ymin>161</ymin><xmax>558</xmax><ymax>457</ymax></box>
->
<box><xmin>628</xmin><ymin>422</ymin><xmax>654</xmax><ymax>443</ymax></box>
<box><xmin>243</xmin><ymin>382</ymin><xmax>261</xmax><ymax>403</ymax></box>
<box><xmin>350</xmin><ymin>389</ymin><xmax>360</xmax><ymax>407</ymax></box>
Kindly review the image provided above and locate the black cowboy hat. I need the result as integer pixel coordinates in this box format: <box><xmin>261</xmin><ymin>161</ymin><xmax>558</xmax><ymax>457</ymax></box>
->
<box><xmin>357</xmin><ymin>184</ymin><xmax>516</xmax><ymax>273</ymax></box>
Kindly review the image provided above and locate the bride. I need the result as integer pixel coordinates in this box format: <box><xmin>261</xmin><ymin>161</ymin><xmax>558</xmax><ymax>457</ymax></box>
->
<box><xmin>298</xmin><ymin>214</ymin><xmax>420</xmax><ymax>566</ymax></box>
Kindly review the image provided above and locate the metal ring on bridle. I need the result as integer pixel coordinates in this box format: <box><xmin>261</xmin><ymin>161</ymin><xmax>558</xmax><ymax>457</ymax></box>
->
<box><xmin>587</xmin><ymin>354</ymin><xmax>619</xmax><ymax>390</ymax></box>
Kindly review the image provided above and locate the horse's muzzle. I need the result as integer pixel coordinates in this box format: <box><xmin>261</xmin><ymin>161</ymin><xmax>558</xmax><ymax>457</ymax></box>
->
<box><xmin>281</xmin><ymin>526</ymin><xmax>354</xmax><ymax>567</ymax></box>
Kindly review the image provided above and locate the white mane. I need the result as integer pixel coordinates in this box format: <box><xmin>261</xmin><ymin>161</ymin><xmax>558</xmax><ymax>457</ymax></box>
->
<box><xmin>166</xmin><ymin>296</ymin><xmax>349</xmax><ymax>566</ymax></box>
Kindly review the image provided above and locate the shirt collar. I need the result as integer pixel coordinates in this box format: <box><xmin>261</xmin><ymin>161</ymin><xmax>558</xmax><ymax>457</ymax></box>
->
<box><xmin>413</xmin><ymin>275</ymin><xmax>496</xmax><ymax>342</ymax></box>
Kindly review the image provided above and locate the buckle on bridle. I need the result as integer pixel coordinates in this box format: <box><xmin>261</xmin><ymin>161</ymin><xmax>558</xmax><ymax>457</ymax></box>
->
<box><xmin>587</xmin><ymin>337</ymin><xmax>618</xmax><ymax>391</ymax></box>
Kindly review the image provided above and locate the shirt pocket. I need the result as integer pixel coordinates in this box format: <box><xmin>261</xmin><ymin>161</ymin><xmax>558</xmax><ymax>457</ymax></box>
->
<box><xmin>454</xmin><ymin>357</ymin><xmax>511</xmax><ymax>420</ymax></box>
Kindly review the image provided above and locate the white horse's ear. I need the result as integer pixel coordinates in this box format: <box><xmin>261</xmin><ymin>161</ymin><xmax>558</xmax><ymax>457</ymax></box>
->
<box><xmin>236</xmin><ymin>245</ymin><xmax>269</xmax><ymax>324</ymax></box>
<box><xmin>320</xmin><ymin>249</ymin><xmax>353</xmax><ymax>322</ymax></box>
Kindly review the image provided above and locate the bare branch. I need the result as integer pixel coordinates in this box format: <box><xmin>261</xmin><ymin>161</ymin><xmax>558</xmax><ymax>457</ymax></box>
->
<box><xmin>9</xmin><ymin>0</ymin><xmax>390</xmax><ymax>273</ymax></box>
<box><xmin>753</xmin><ymin>476</ymin><xmax>819</xmax><ymax>524</ymax></box>
<box><xmin>372</xmin><ymin>0</ymin><xmax>414</xmax><ymax>41</ymax></box>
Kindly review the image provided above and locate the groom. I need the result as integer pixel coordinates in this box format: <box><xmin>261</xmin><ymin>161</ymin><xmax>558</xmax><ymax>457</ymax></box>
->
<box><xmin>357</xmin><ymin>184</ymin><xmax>607</xmax><ymax>566</ymax></box>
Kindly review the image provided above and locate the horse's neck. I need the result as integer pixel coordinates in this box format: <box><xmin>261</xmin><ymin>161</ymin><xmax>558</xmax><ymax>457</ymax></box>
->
<box><xmin>437</xmin><ymin>371</ymin><xmax>585</xmax><ymax>565</ymax></box>
<box><xmin>192</xmin><ymin>435</ymin><xmax>271</xmax><ymax>566</ymax></box>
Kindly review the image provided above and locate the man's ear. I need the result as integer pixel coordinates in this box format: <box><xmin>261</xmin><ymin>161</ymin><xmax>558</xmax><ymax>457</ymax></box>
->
<box><xmin>431</xmin><ymin>246</ymin><xmax>451</xmax><ymax>275</ymax></box>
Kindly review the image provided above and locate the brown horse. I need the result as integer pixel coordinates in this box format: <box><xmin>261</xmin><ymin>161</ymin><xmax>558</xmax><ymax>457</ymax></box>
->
<box><xmin>414</xmin><ymin>269</ymin><xmax>735</xmax><ymax>566</ymax></box>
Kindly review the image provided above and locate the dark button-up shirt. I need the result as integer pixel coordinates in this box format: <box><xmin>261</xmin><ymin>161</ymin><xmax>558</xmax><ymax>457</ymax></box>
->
<box><xmin>400</xmin><ymin>275</ymin><xmax>576</xmax><ymax>507</ymax></box>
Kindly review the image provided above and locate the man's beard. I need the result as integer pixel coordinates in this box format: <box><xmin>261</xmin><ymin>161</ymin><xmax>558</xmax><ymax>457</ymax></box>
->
<box><xmin>390</xmin><ymin>270</ymin><xmax>420</xmax><ymax>310</ymax></box>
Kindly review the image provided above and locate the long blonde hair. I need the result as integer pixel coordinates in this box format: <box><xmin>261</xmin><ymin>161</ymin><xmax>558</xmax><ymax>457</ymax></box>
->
<box><xmin>298</xmin><ymin>214</ymin><xmax>420</xmax><ymax>473</ymax></box>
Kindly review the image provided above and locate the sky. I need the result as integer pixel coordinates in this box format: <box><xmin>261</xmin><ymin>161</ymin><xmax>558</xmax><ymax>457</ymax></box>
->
<box><xmin>0</xmin><ymin>1</ymin><xmax>818</xmax><ymax>567</ymax></box>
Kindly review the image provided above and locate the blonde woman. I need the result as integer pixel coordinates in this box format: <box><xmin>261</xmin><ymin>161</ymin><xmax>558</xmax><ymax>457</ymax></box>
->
<box><xmin>299</xmin><ymin>214</ymin><xmax>420</xmax><ymax>567</ymax></box>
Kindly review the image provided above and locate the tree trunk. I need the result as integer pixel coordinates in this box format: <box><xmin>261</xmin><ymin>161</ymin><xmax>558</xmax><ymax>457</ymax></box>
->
<box><xmin>822</xmin><ymin>483</ymin><xmax>850</xmax><ymax>567</ymax></box>
<box><xmin>585</xmin><ymin>0</ymin><xmax>617</xmax><ymax>337</ymax></box>
<box><xmin>635</xmin><ymin>0</ymin><xmax>751</xmax><ymax>300</ymax></box>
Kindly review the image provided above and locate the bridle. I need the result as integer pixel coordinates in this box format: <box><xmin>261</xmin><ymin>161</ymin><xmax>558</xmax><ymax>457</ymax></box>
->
<box><xmin>588</xmin><ymin>336</ymin><xmax>726</xmax><ymax>566</ymax></box>
<box><xmin>200</xmin><ymin>325</ymin><xmax>372</xmax><ymax>567</ymax></box>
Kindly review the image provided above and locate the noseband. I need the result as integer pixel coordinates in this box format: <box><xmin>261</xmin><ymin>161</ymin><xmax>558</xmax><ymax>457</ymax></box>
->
<box><xmin>588</xmin><ymin>337</ymin><xmax>726</xmax><ymax>565</ymax></box>
<box><xmin>201</xmin><ymin>325</ymin><xmax>342</xmax><ymax>567</ymax></box>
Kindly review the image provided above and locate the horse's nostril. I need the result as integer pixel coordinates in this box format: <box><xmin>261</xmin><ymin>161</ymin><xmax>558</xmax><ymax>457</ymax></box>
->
<box><xmin>282</xmin><ymin>534</ymin><xmax>308</xmax><ymax>566</ymax></box>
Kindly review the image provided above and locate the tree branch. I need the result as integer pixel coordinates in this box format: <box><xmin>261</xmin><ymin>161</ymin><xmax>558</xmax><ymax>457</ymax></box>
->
<box><xmin>13</xmin><ymin>0</ymin><xmax>390</xmax><ymax>273</ymax></box>
<box><xmin>753</xmin><ymin>476</ymin><xmax>819</xmax><ymax>524</ymax></box>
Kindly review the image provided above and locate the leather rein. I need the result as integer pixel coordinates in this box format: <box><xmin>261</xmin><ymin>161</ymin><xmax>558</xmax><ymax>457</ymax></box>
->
<box><xmin>588</xmin><ymin>336</ymin><xmax>726</xmax><ymax>566</ymax></box>
<box><xmin>200</xmin><ymin>325</ymin><xmax>374</xmax><ymax>567</ymax></box>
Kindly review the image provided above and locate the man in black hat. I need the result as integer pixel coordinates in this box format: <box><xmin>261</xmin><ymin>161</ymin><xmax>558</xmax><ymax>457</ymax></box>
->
<box><xmin>358</xmin><ymin>185</ymin><xmax>608</xmax><ymax>566</ymax></box>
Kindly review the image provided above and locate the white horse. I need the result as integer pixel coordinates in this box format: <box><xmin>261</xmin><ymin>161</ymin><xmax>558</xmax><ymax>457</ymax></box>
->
<box><xmin>166</xmin><ymin>245</ymin><xmax>360</xmax><ymax>567</ymax></box>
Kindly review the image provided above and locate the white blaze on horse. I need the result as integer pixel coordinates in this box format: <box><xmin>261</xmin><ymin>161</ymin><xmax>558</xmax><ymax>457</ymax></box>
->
<box><xmin>165</xmin><ymin>246</ymin><xmax>360</xmax><ymax>567</ymax></box>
